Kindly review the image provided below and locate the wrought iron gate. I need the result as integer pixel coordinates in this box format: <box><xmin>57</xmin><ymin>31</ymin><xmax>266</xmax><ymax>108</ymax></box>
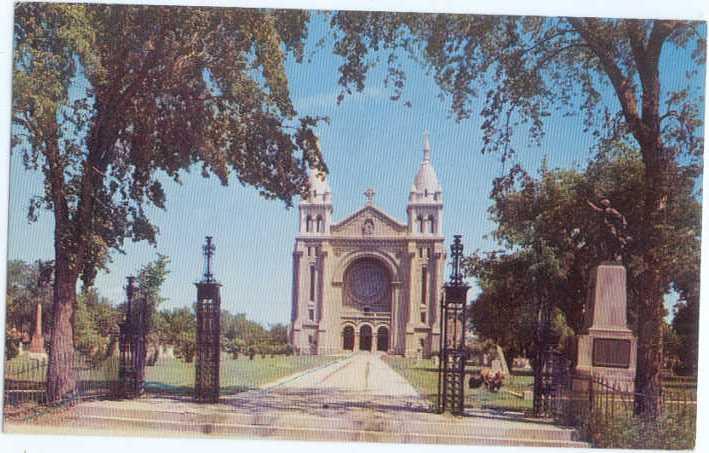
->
<box><xmin>533</xmin><ymin>286</ymin><xmax>571</xmax><ymax>417</ymax></box>
<box><xmin>118</xmin><ymin>276</ymin><xmax>147</xmax><ymax>398</ymax></box>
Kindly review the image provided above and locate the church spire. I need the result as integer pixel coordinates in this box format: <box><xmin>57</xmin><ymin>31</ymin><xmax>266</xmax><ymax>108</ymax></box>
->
<box><xmin>423</xmin><ymin>130</ymin><xmax>431</xmax><ymax>163</ymax></box>
<box><xmin>412</xmin><ymin>129</ymin><xmax>441</xmax><ymax>197</ymax></box>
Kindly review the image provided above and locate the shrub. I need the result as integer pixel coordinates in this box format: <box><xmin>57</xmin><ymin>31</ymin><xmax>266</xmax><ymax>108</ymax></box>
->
<box><xmin>583</xmin><ymin>410</ymin><xmax>696</xmax><ymax>449</ymax></box>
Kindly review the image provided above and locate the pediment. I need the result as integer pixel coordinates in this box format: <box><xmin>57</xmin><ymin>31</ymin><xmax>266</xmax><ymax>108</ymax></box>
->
<box><xmin>331</xmin><ymin>205</ymin><xmax>408</xmax><ymax>237</ymax></box>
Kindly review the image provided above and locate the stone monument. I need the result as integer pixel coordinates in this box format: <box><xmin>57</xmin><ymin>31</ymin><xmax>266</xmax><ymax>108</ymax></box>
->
<box><xmin>573</xmin><ymin>263</ymin><xmax>637</xmax><ymax>392</ymax></box>
<box><xmin>28</xmin><ymin>303</ymin><xmax>47</xmax><ymax>358</ymax></box>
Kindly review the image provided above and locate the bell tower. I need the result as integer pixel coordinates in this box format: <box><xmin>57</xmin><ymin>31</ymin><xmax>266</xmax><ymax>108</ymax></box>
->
<box><xmin>407</xmin><ymin>131</ymin><xmax>443</xmax><ymax>235</ymax></box>
<box><xmin>298</xmin><ymin>137</ymin><xmax>333</xmax><ymax>236</ymax></box>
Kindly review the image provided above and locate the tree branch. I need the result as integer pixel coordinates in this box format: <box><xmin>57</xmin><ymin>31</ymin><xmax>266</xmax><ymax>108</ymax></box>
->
<box><xmin>567</xmin><ymin>17</ymin><xmax>643</xmax><ymax>142</ymax></box>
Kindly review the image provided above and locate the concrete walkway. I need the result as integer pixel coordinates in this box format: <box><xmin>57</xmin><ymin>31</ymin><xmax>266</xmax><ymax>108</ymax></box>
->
<box><xmin>5</xmin><ymin>353</ymin><xmax>589</xmax><ymax>447</ymax></box>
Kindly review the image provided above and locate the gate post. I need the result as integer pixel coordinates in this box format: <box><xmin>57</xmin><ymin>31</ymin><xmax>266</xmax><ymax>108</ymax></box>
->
<box><xmin>436</xmin><ymin>235</ymin><xmax>470</xmax><ymax>415</ymax></box>
<box><xmin>118</xmin><ymin>276</ymin><xmax>146</xmax><ymax>398</ymax></box>
<box><xmin>194</xmin><ymin>236</ymin><xmax>221</xmax><ymax>403</ymax></box>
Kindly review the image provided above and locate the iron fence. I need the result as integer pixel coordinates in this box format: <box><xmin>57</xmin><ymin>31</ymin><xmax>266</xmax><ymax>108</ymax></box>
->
<box><xmin>586</xmin><ymin>375</ymin><xmax>696</xmax><ymax>421</ymax></box>
<box><xmin>3</xmin><ymin>352</ymin><xmax>120</xmax><ymax>410</ymax></box>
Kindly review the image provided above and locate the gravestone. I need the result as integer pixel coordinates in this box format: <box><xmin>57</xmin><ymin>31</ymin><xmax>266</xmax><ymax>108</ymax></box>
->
<box><xmin>573</xmin><ymin>263</ymin><xmax>637</xmax><ymax>392</ymax></box>
<box><xmin>28</xmin><ymin>303</ymin><xmax>47</xmax><ymax>359</ymax></box>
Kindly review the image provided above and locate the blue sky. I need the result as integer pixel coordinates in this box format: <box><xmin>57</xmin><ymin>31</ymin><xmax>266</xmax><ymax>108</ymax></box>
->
<box><xmin>6</xmin><ymin>13</ymin><xmax>705</xmax><ymax>326</ymax></box>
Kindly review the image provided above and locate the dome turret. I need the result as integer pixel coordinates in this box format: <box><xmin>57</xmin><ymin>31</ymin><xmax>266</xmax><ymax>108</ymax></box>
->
<box><xmin>412</xmin><ymin>131</ymin><xmax>442</xmax><ymax>201</ymax></box>
<box><xmin>407</xmin><ymin>131</ymin><xmax>443</xmax><ymax>235</ymax></box>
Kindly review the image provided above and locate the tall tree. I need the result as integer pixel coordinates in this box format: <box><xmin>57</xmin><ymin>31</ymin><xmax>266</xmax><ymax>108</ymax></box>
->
<box><xmin>330</xmin><ymin>13</ymin><xmax>705</xmax><ymax>414</ymax></box>
<box><xmin>12</xmin><ymin>4</ymin><xmax>325</xmax><ymax>402</ymax></box>
<box><xmin>466</xmin><ymin>149</ymin><xmax>701</xmax><ymax>397</ymax></box>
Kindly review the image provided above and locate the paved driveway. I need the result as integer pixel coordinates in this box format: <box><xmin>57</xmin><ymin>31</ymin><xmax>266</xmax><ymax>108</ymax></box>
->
<box><xmin>5</xmin><ymin>352</ymin><xmax>588</xmax><ymax>447</ymax></box>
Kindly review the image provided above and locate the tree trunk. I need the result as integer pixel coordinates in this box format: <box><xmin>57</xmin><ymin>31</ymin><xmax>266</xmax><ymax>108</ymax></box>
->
<box><xmin>634</xmin><ymin>148</ymin><xmax>667</xmax><ymax>416</ymax></box>
<box><xmin>635</xmin><ymin>270</ymin><xmax>665</xmax><ymax>416</ymax></box>
<box><xmin>46</xmin><ymin>257</ymin><xmax>78</xmax><ymax>403</ymax></box>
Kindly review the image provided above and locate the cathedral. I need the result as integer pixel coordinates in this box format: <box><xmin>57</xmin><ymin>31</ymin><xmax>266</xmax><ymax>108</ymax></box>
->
<box><xmin>289</xmin><ymin>133</ymin><xmax>446</xmax><ymax>357</ymax></box>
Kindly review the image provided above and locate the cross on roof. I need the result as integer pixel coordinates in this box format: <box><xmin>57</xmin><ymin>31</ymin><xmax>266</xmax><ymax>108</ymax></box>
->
<box><xmin>364</xmin><ymin>187</ymin><xmax>376</xmax><ymax>205</ymax></box>
<box><xmin>202</xmin><ymin>236</ymin><xmax>216</xmax><ymax>282</ymax></box>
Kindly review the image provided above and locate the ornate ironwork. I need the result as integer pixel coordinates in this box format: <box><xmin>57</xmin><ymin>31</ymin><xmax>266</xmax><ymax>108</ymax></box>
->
<box><xmin>118</xmin><ymin>276</ymin><xmax>147</xmax><ymax>398</ymax></box>
<box><xmin>437</xmin><ymin>235</ymin><xmax>470</xmax><ymax>415</ymax></box>
<box><xmin>532</xmin><ymin>244</ymin><xmax>571</xmax><ymax>417</ymax></box>
<box><xmin>195</xmin><ymin>236</ymin><xmax>221</xmax><ymax>403</ymax></box>
<box><xmin>202</xmin><ymin>235</ymin><xmax>216</xmax><ymax>283</ymax></box>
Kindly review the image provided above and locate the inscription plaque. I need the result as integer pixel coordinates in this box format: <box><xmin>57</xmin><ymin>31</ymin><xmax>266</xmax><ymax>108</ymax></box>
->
<box><xmin>592</xmin><ymin>338</ymin><xmax>631</xmax><ymax>368</ymax></box>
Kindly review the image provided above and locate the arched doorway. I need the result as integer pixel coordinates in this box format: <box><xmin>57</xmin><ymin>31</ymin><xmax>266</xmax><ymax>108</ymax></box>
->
<box><xmin>359</xmin><ymin>325</ymin><xmax>372</xmax><ymax>351</ymax></box>
<box><xmin>376</xmin><ymin>326</ymin><xmax>389</xmax><ymax>352</ymax></box>
<box><xmin>342</xmin><ymin>325</ymin><xmax>355</xmax><ymax>351</ymax></box>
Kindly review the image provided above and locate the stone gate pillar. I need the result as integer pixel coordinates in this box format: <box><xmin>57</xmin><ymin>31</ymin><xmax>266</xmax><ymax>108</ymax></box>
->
<box><xmin>195</xmin><ymin>236</ymin><xmax>221</xmax><ymax>403</ymax></box>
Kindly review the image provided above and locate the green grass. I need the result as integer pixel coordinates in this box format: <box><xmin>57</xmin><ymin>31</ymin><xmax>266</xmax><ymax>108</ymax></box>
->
<box><xmin>382</xmin><ymin>356</ymin><xmax>439</xmax><ymax>402</ymax></box>
<box><xmin>5</xmin><ymin>354</ymin><xmax>119</xmax><ymax>383</ymax></box>
<box><xmin>4</xmin><ymin>354</ymin><xmax>337</xmax><ymax>398</ymax></box>
<box><xmin>145</xmin><ymin>354</ymin><xmax>338</xmax><ymax>395</ymax></box>
<box><xmin>383</xmin><ymin>356</ymin><xmax>535</xmax><ymax>412</ymax></box>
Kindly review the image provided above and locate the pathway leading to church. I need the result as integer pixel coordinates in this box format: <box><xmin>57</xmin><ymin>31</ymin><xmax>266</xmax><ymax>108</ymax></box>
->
<box><xmin>6</xmin><ymin>353</ymin><xmax>588</xmax><ymax>447</ymax></box>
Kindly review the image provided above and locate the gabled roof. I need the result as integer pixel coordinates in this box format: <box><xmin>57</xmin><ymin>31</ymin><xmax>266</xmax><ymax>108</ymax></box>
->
<box><xmin>331</xmin><ymin>204</ymin><xmax>407</xmax><ymax>232</ymax></box>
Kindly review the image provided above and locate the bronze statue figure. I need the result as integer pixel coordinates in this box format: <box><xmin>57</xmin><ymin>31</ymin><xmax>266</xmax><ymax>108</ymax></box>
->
<box><xmin>587</xmin><ymin>198</ymin><xmax>630</xmax><ymax>262</ymax></box>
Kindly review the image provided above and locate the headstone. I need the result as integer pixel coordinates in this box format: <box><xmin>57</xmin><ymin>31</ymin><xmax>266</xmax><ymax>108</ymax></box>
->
<box><xmin>495</xmin><ymin>345</ymin><xmax>510</xmax><ymax>376</ymax></box>
<box><xmin>28</xmin><ymin>303</ymin><xmax>47</xmax><ymax>358</ymax></box>
<box><xmin>512</xmin><ymin>357</ymin><xmax>532</xmax><ymax>370</ymax></box>
<box><xmin>573</xmin><ymin>263</ymin><xmax>637</xmax><ymax>392</ymax></box>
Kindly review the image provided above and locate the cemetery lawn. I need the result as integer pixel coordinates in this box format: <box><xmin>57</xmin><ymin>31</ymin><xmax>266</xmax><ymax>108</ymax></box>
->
<box><xmin>145</xmin><ymin>355</ymin><xmax>338</xmax><ymax>396</ymax></box>
<box><xmin>383</xmin><ymin>356</ymin><xmax>535</xmax><ymax>412</ymax></box>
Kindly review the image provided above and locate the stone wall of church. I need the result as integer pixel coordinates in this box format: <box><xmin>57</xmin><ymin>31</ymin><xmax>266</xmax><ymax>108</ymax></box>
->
<box><xmin>290</xmin><ymin>230</ymin><xmax>445</xmax><ymax>357</ymax></box>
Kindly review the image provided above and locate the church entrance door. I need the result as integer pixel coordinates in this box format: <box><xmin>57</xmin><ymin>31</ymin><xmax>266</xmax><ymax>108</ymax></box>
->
<box><xmin>359</xmin><ymin>325</ymin><xmax>372</xmax><ymax>351</ymax></box>
<box><xmin>376</xmin><ymin>326</ymin><xmax>389</xmax><ymax>352</ymax></box>
<box><xmin>342</xmin><ymin>326</ymin><xmax>355</xmax><ymax>351</ymax></box>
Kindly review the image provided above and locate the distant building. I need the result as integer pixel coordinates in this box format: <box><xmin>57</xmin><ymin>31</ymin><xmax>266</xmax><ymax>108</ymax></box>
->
<box><xmin>290</xmin><ymin>133</ymin><xmax>446</xmax><ymax>357</ymax></box>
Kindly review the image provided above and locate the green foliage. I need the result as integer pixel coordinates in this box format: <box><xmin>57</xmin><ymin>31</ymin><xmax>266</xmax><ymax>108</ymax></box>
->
<box><xmin>11</xmin><ymin>5</ymin><xmax>326</xmax><ymax>392</ymax></box>
<box><xmin>220</xmin><ymin>312</ymin><xmax>290</xmax><ymax>355</ymax></box>
<box><xmin>5</xmin><ymin>329</ymin><xmax>21</xmax><ymax>360</ymax></box>
<box><xmin>73</xmin><ymin>288</ymin><xmax>121</xmax><ymax>358</ymax></box>
<box><xmin>584</xmin><ymin>411</ymin><xmax>696</xmax><ymax>449</ymax></box>
<box><xmin>330</xmin><ymin>14</ymin><xmax>704</xmax><ymax>161</ymax></box>
<box><xmin>671</xmin><ymin>298</ymin><xmax>699</xmax><ymax>375</ymax></box>
<box><xmin>13</xmin><ymin>5</ymin><xmax>327</xmax><ymax>281</ymax></box>
<box><xmin>467</xmin><ymin>150</ymin><xmax>701</xmax><ymax>362</ymax></box>
<box><xmin>5</xmin><ymin>259</ymin><xmax>53</xmax><ymax>333</ymax></box>
<box><xmin>155</xmin><ymin>307</ymin><xmax>196</xmax><ymax>362</ymax></box>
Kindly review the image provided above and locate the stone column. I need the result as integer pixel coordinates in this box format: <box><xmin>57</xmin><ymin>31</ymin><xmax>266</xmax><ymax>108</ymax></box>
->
<box><xmin>405</xmin><ymin>251</ymin><xmax>418</xmax><ymax>356</ymax></box>
<box><xmin>390</xmin><ymin>282</ymin><xmax>401</xmax><ymax>354</ymax></box>
<box><xmin>290</xmin><ymin>250</ymin><xmax>303</xmax><ymax>350</ymax></box>
<box><xmin>317</xmin><ymin>249</ymin><xmax>334</xmax><ymax>355</ymax></box>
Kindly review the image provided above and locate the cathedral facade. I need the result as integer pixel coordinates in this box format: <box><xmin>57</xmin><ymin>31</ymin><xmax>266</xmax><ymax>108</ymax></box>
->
<box><xmin>289</xmin><ymin>133</ymin><xmax>446</xmax><ymax>357</ymax></box>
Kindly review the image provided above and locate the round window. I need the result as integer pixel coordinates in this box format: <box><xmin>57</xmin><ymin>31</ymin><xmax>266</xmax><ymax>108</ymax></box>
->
<box><xmin>346</xmin><ymin>259</ymin><xmax>389</xmax><ymax>304</ymax></box>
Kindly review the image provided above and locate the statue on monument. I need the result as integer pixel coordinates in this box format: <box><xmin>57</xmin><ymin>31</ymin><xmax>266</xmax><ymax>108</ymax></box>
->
<box><xmin>587</xmin><ymin>198</ymin><xmax>630</xmax><ymax>262</ymax></box>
